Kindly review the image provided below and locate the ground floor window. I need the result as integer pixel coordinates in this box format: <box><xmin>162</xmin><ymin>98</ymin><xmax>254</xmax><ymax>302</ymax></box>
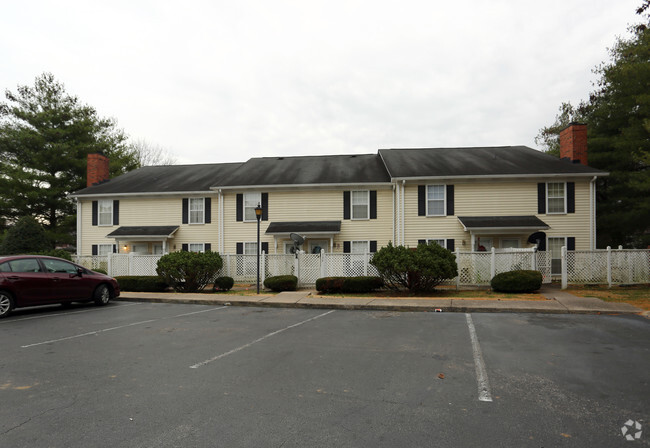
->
<box><xmin>426</xmin><ymin>239</ymin><xmax>446</xmax><ymax>248</ymax></box>
<box><xmin>548</xmin><ymin>237</ymin><xmax>566</xmax><ymax>275</ymax></box>
<box><xmin>351</xmin><ymin>241</ymin><xmax>369</xmax><ymax>253</ymax></box>
<box><xmin>98</xmin><ymin>244</ymin><xmax>113</xmax><ymax>256</ymax></box>
<box><xmin>189</xmin><ymin>243</ymin><xmax>205</xmax><ymax>253</ymax></box>
<box><xmin>500</xmin><ymin>238</ymin><xmax>520</xmax><ymax>249</ymax></box>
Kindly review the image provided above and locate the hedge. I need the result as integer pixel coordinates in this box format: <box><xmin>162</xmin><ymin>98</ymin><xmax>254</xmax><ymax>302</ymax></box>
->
<box><xmin>316</xmin><ymin>276</ymin><xmax>384</xmax><ymax>294</ymax></box>
<box><xmin>491</xmin><ymin>270</ymin><xmax>543</xmax><ymax>293</ymax></box>
<box><xmin>213</xmin><ymin>276</ymin><xmax>235</xmax><ymax>291</ymax></box>
<box><xmin>115</xmin><ymin>276</ymin><xmax>169</xmax><ymax>292</ymax></box>
<box><xmin>263</xmin><ymin>275</ymin><xmax>298</xmax><ymax>292</ymax></box>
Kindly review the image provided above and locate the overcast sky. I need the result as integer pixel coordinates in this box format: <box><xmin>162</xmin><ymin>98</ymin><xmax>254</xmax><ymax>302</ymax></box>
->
<box><xmin>0</xmin><ymin>0</ymin><xmax>641</xmax><ymax>164</ymax></box>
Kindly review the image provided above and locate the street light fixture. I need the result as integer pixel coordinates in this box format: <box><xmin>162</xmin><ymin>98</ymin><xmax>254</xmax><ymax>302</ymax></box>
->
<box><xmin>255</xmin><ymin>203</ymin><xmax>263</xmax><ymax>294</ymax></box>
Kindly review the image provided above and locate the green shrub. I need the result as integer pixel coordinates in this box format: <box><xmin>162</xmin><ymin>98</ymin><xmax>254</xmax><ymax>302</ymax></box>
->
<box><xmin>0</xmin><ymin>216</ymin><xmax>51</xmax><ymax>255</ymax></box>
<box><xmin>264</xmin><ymin>275</ymin><xmax>298</xmax><ymax>292</ymax></box>
<box><xmin>156</xmin><ymin>251</ymin><xmax>223</xmax><ymax>292</ymax></box>
<box><xmin>35</xmin><ymin>249</ymin><xmax>73</xmax><ymax>261</ymax></box>
<box><xmin>316</xmin><ymin>276</ymin><xmax>384</xmax><ymax>293</ymax></box>
<box><xmin>213</xmin><ymin>276</ymin><xmax>234</xmax><ymax>291</ymax></box>
<box><xmin>491</xmin><ymin>270</ymin><xmax>543</xmax><ymax>293</ymax></box>
<box><xmin>115</xmin><ymin>276</ymin><xmax>169</xmax><ymax>292</ymax></box>
<box><xmin>370</xmin><ymin>241</ymin><xmax>457</xmax><ymax>291</ymax></box>
<box><xmin>93</xmin><ymin>268</ymin><xmax>108</xmax><ymax>275</ymax></box>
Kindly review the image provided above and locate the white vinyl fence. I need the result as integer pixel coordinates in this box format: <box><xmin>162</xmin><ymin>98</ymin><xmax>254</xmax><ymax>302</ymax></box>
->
<box><xmin>74</xmin><ymin>247</ymin><xmax>650</xmax><ymax>289</ymax></box>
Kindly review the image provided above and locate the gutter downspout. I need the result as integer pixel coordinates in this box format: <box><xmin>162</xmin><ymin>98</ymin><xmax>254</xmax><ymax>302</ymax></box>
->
<box><xmin>76</xmin><ymin>199</ymin><xmax>82</xmax><ymax>256</ymax></box>
<box><xmin>392</xmin><ymin>183</ymin><xmax>396</xmax><ymax>245</ymax></box>
<box><xmin>400</xmin><ymin>180</ymin><xmax>406</xmax><ymax>246</ymax></box>
<box><xmin>218</xmin><ymin>189</ymin><xmax>224</xmax><ymax>253</ymax></box>
<box><xmin>590</xmin><ymin>176</ymin><xmax>597</xmax><ymax>250</ymax></box>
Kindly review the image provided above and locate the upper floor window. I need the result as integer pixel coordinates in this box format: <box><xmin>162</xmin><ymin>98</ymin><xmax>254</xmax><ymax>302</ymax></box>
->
<box><xmin>547</xmin><ymin>182</ymin><xmax>566</xmax><ymax>214</ymax></box>
<box><xmin>244</xmin><ymin>192</ymin><xmax>262</xmax><ymax>222</ymax></box>
<box><xmin>351</xmin><ymin>190</ymin><xmax>369</xmax><ymax>220</ymax></box>
<box><xmin>189</xmin><ymin>198</ymin><xmax>205</xmax><ymax>224</ymax></box>
<box><xmin>98</xmin><ymin>200</ymin><xmax>113</xmax><ymax>226</ymax></box>
<box><xmin>427</xmin><ymin>185</ymin><xmax>446</xmax><ymax>216</ymax></box>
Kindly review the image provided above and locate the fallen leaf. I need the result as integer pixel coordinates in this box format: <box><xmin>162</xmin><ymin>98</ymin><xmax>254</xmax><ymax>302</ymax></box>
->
<box><xmin>560</xmin><ymin>433</ymin><xmax>571</xmax><ymax>438</ymax></box>
<box><xmin>438</xmin><ymin>373</ymin><xmax>445</xmax><ymax>379</ymax></box>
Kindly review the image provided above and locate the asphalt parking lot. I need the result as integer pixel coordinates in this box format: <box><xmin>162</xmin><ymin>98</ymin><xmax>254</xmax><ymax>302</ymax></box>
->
<box><xmin>1</xmin><ymin>302</ymin><xmax>649</xmax><ymax>447</ymax></box>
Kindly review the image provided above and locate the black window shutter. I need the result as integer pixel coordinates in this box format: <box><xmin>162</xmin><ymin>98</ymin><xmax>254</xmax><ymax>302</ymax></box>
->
<box><xmin>182</xmin><ymin>198</ymin><xmax>189</xmax><ymax>224</ymax></box>
<box><xmin>446</xmin><ymin>239</ymin><xmax>455</xmax><ymax>252</ymax></box>
<box><xmin>113</xmin><ymin>244</ymin><xmax>117</xmax><ymax>253</ymax></box>
<box><xmin>567</xmin><ymin>182</ymin><xmax>575</xmax><ymax>213</ymax></box>
<box><xmin>567</xmin><ymin>237</ymin><xmax>576</xmax><ymax>251</ymax></box>
<box><xmin>205</xmin><ymin>243</ymin><xmax>211</xmax><ymax>252</ymax></box>
<box><xmin>343</xmin><ymin>241</ymin><xmax>351</xmax><ymax>253</ymax></box>
<box><xmin>343</xmin><ymin>191</ymin><xmax>350</xmax><ymax>220</ymax></box>
<box><xmin>538</xmin><ymin>183</ymin><xmax>546</xmax><ymax>214</ymax></box>
<box><xmin>92</xmin><ymin>201</ymin><xmax>98</xmax><ymax>226</ymax></box>
<box><xmin>113</xmin><ymin>200</ymin><xmax>119</xmax><ymax>225</ymax></box>
<box><xmin>92</xmin><ymin>244</ymin><xmax>98</xmax><ymax>255</ymax></box>
<box><xmin>418</xmin><ymin>185</ymin><xmax>426</xmax><ymax>216</ymax></box>
<box><xmin>205</xmin><ymin>198</ymin><xmax>211</xmax><ymax>223</ymax></box>
<box><xmin>262</xmin><ymin>242</ymin><xmax>269</xmax><ymax>254</ymax></box>
<box><xmin>261</xmin><ymin>193</ymin><xmax>268</xmax><ymax>221</ymax></box>
<box><xmin>236</xmin><ymin>242</ymin><xmax>243</xmax><ymax>254</ymax></box>
<box><xmin>182</xmin><ymin>244</ymin><xmax>188</xmax><ymax>252</ymax></box>
<box><xmin>446</xmin><ymin>185</ymin><xmax>454</xmax><ymax>216</ymax></box>
<box><xmin>370</xmin><ymin>191</ymin><xmax>377</xmax><ymax>219</ymax></box>
<box><xmin>236</xmin><ymin>194</ymin><xmax>243</xmax><ymax>222</ymax></box>
<box><xmin>369</xmin><ymin>241</ymin><xmax>377</xmax><ymax>253</ymax></box>
<box><xmin>418</xmin><ymin>239</ymin><xmax>426</xmax><ymax>245</ymax></box>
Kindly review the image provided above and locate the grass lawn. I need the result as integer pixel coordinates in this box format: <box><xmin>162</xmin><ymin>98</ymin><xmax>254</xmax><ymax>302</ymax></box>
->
<box><xmin>567</xmin><ymin>285</ymin><xmax>650</xmax><ymax>311</ymax></box>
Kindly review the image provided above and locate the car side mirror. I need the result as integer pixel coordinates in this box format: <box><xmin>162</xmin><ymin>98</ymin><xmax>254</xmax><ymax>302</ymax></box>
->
<box><xmin>76</xmin><ymin>267</ymin><xmax>84</xmax><ymax>277</ymax></box>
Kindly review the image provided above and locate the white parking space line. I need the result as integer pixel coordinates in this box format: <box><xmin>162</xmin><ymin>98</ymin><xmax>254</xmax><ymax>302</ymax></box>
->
<box><xmin>465</xmin><ymin>313</ymin><xmax>493</xmax><ymax>402</ymax></box>
<box><xmin>20</xmin><ymin>306</ymin><xmax>228</xmax><ymax>348</ymax></box>
<box><xmin>0</xmin><ymin>302</ymin><xmax>141</xmax><ymax>324</ymax></box>
<box><xmin>190</xmin><ymin>310</ymin><xmax>336</xmax><ymax>369</ymax></box>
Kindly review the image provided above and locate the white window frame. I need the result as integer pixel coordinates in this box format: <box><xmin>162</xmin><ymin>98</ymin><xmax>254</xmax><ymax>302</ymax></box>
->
<box><xmin>98</xmin><ymin>200</ymin><xmax>113</xmax><ymax>226</ymax></box>
<box><xmin>426</xmin><ymin>238</ymin><xmax>446</xmax><ymax>248</ymax></box>
<box><xmin>189</xmin><ymin>243</ymin><xmax>205</xmax><ymax>253</ymax></box>
<box><xmin>244</xmin><ymin>192</ymin><xmax>262</xmax><ymax>222</ymax></box>
<box><xmin>351</xmin><ymin>190</ymin><xmax>370</xmax><ymax>220</ymax></box>
<box><xmin>189</xmin><ymin>197</ymin><xmax>205</xmax><ymax>224</ymax></box>
<box><xmin>98</xmin><ymin>244</ymin><xmax>113</xmax><ymax>256</ymax></box>
<box><xmin>426</xmin><ymin>184</ymin><xmax>446</xmax><ymax>217</ymax></box>
<box><xmin>546</xmin><ymin>182</ymin><xmax>567</xmax><ymax>214</ymax></box>
<box><xmin>548</xmin><ymin>236</ymin><xmax>566</xmax><ymax>275</ymax></box>
<box><xmin>351</xmin><ymin>240</ymin><xmax>370</xmax><ymax>253</ymax></box>
<box><xmin>244</xmin><ymin>241</ymin><xmax>259</xmax><ymax>255</ymax></box>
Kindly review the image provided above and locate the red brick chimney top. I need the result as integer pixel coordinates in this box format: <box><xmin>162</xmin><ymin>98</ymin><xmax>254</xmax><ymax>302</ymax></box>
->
<box><xmin>559</xmin><ymin>123</ymin><xmax>588</xmax><ymax>165</ymax></box>
<box><xmin>87</xmin><ymin>153</ymin><xmax>110</xmax><ymax>187</ymax></box>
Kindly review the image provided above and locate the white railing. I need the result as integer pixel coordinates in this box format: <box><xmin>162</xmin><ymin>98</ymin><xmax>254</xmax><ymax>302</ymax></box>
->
<box><xmin>74</xmin><ymin>247</ymin><xmax>650</xmax><ymax>289</ymax></box>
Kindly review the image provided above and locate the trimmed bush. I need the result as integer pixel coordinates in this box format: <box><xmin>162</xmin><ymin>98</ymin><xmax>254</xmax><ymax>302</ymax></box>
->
<box><xmin>35</xmin><ymin>249</ymin><xmax>73</xmax><ymax>261</ymax></box>
<box><xmin>0</xmin><ymin>216</ymin><xmax>51</xmax><ymax>254</ymax></box>
<box><xmin>491</xmin><ymin>270</ymin><xmax>543</xmax><ymax>293</ymax></box>
<box><xmin>316</xmin><ymin>276</ymin><xmax>384</xmax><ymax>293</ymax></box>
<box><xmin>93</xmin><ymin>268</ymin><xmax>108</xmax><ymax>275</ymax></box>
<box><xmin>115</xmin><ymin>276</ymin><xmax>169</xmax><ymax>292</ymax></box>
<box><xmin>370</xmin><ymin>241</ymin><xmax>457</xmax><ymax>291</ymax></box>
<box><xmin>213</xmin><ymin>276</ymin><xmax>234</xmax><ymax>291</ymax></box>
<box><xmin>264</xmin><ymin>275</ymin><xmax>298</xmax><ymax>292</ymax></box>
<box><xmin>156</xmin><ymin>251</ymin><xmax>223</xmax><ymax>292</ymax></box>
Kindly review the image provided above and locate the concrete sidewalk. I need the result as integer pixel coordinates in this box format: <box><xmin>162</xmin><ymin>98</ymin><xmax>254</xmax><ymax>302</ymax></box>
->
<box><xmin>116</xmin><ymin>285</ymin><xmax>643</xmax><ymax>315</ymax></box>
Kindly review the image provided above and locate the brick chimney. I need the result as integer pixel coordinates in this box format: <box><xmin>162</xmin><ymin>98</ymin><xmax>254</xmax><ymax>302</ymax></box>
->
<box><xmin>559</xmin><ymin>123</ymin><xmax>588</xmax><ymax>165</ymax></box>
<box><xmin>87</xmin><ymin>153</ymin><xmax>110</xmax><ymax>187</ymax></box>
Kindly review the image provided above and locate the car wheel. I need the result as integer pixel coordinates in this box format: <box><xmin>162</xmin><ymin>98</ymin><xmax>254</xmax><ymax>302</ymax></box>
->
<box><xmin>0</xmin><ymin>291</ymin><xmax>14</xmax><ymax>318</ymax></box>
<box><xmin>93</xmin><ymin>284</ymin><xmax>111</xmax><ymax>306</ymax></box>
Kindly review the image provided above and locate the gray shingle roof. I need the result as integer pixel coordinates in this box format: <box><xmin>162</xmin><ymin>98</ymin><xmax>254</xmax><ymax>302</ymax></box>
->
<box><xmin>219</xmin><ymin>154</ymin><xmax>391</xmax><ymax>187</ymax></box>
<box><xmin>106</xmin><ymin>226</ymin><xmax>180</xmax><ymax>238</ymax></box>
<box><xmin>458</xmin><ymin>216</ymin><xmax>550</xmax><ymax>230</ymax></box>
<box><xmin>71</xmin><ymin>163</ymin><xmax>242</xmax><ymax>196</ymax></box>
<box><xmin>379</xmin><ymin>146</ymin><xmax>606</xmax><ymax>178</ymax></box>
<box><xmin>265</xmin><ymin>221</ymin><xmax>341</xmax><ymax>234</ymax></box>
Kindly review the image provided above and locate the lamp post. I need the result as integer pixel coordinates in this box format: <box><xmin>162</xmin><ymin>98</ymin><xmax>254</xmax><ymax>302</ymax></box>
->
<box><xmin>255</xmin><ymin>203</ymin><xmax>263</xmax><ymax>294</ymax></box>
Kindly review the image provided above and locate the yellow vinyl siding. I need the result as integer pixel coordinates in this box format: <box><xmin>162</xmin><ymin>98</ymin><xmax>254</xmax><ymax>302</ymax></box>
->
<box><xmin>79</xmin><ymin>195</ymin><xmax>219</xmax><ymax>255</ymax></box>
<box><xmin>402</xmin><ymin>180</ymin><xmax>592</xmax><ymax>250</ymax></box>
<box><xmin>222</xmin><ymin>188</ymin><xmax>394</xmax><ymax>254</ymax></box>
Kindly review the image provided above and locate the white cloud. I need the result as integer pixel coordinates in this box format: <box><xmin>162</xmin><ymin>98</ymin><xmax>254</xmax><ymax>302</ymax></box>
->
<box><xmin>0</xmin><ymin>0</ymin><xmax>641</xmax><ymax>164</ymax></box>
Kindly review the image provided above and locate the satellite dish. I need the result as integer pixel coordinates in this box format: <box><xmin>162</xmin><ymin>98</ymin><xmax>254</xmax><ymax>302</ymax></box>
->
<box><xmin>290</xmin><ymin>233</ymin><xmax>305</xmax><ymax>246</ymax></box>
<box><xmin>527</xmin><ymin>231</ymin><xmax>546</xmax><ymax>244</ymax></box>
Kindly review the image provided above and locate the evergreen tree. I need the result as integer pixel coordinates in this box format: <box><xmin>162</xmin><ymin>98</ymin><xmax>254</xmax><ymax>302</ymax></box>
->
<box><xmin>536</xmin><ymin>2</ymin><xmax>650</xmax><ymax>247</ymax></box>
<box><xmin>0</xmin><ymin>216</ymin><xmax>51</xmax><ymax>255</ymax></box>
<box><xmin>0</xmin><ymin>73</ymin><xmax>140</xmax><ymax>246</ymax></box>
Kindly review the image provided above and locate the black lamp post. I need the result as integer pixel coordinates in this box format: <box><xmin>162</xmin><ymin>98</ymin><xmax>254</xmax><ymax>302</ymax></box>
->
<box><xmin>255</xmin><ymin>203</ymin><xmax>263</xmax><ymax>294</ymax></box>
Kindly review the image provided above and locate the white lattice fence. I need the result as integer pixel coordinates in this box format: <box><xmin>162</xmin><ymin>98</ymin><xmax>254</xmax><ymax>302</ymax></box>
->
<box><xmin>567</xmin><ymin>250</ymin><xmax>608</xmax><ymax>284</ymax></box>
<box><xmin>74</xmin><ymin>255</ymin><xmax>109</xmax><ymax>272</ymax></box>
<box><xmin>610</xmin><ymin>250</ymin><xmax>650</xmax><ymax>284</ymax></box>
<box><xmin>265</xmin><ymin>254</ymin><xmax>295</xmax><ymax>278</ymax></box>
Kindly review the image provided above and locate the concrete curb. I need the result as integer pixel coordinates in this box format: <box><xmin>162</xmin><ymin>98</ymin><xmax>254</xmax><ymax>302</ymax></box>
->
<box><xmin>115</xmin><ymin>290</ymin><xmax>643</xmax><ymax>315</ymax></box>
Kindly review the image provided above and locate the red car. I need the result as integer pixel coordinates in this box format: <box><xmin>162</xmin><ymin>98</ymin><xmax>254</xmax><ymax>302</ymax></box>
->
<box><xmin>0</xmin><ymin>255</ymin><xmax>120</xmax><ymax>318</ymax></box>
